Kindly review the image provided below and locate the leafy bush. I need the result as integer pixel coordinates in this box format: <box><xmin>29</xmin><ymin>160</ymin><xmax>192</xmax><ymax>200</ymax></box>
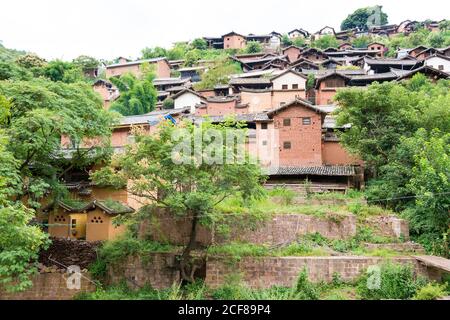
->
<box><xmin>295</xmin><ymin>268</ymin><xmax>320</xmax><ymax>300</ymax></box>
<box><xmin>212</xmin><ymin>269</ymin><xmax>320</xmax><ymax>300</ymax></box>
<box><xmin>413</xmin><ymin>283</ymin><xmax>448</xmax><ymax>300</ymax></box>
<box><xmin>94</xmin><ymin>235</ymin><xmax>175</xmax><ymax>267</ymax></box>
<box><xmin>357</xmin><ymin>263</ymin><xmax>427</xmax><ymax>300</ymax></box>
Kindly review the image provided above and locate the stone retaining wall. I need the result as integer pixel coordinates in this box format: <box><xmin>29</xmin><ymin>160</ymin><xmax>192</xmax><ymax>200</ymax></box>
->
<box><xmin>366</xmin><ymin>216</ymin><xmax>410</xmax><ymax>240</ymax></box>
<box><xmin>205</xmin><ymin>256</ymin><xmax>426</xmax><ymax>289</ymax></box>
<box><xmin>107</xmin><ymin>253</ymin><xmax>180</xmax><ymax>290</ymax></box>
<box><xmin>231</xmin><ymin>214</ymin><xmax>357</xmax><ymax>243</ymax></box>
<box><xmin>0</xmin><ymin>272</ymin><xmax>96</xmax><ymax>300</ymax></box>
<box><xmin>363</xmin><ymin>242</ymin><xmax>425</xmax><ymax>254</ymax></box>
<box><xmin>141</xmin><ymin>211</ymin><xmax>358</xmax><ymax>246</ymax></box>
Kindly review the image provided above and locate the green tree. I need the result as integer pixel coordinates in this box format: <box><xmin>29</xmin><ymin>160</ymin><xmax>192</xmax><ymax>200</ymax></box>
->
<box><xmin>0</xmin><ymin>132</ymin><xmax>49</xmax><ymax>292</ymax></box>
<box><xmin>44</xmin><ymin>60</ymin><xmax>84</xmax><ymax>83</ymax></box>
<box><xmin>312</xmin><ymin>35</ymin><xmax>339</xmax><ymax>49</ymax></box>
<box><xmin>141</xmin><ymin>47</ymin><xmax>167</xmax><ymax>59</ymax></box>
<box><xmin>341</xmin><ymin>6</ymin><xmax>388</xmax><ymax>31</ymax></box>
<box><xmin>73</xmin><ymin>55</ymin><xmax>99</xmax><ymax>76</ymax></box>
<box><xmin>184</xmin><ymin>49</ymin><xmax>202</xmax><ymax>67</ymax></box>
<box><xmin>194</xmin><ymin>58</ymin><xmax>242</xmax><ymax>90</ymax></box>
<box><xmin>281</xmin><ymin>34</ymin><xmax>293</xmax><ymax>47</ymax></box>
<box><xmin>352</xmin><ymin>35</ymin><xmax>373</xmax><ymax>48</ymax></box>
<box><xmin>92</xmin><ymin>120</ymin><xmax>266</xmax><ymax>282</ymax></box>
<box><xmin>0</xmin><ymin>78</ymin><xmax>116</xmax><ymax>205</ymax></box>
<box><xmin>335</xmin><ymin>75</ymin><xmax>450</xmax><ymax>255</ymax></box>
<box><xmin>244</xmin><ymin>41</ymin><xmax>263</xmax><ymax>54</ymax></box>
<box><xmin>404</xmin><ymin>129</ymin><xmax>449</xmax><ymax>256</ymax></box>
<box><xmin>166</xmin><ymin>42</ymin><xmax>190</xmax><ymax>60</ymax></box>
<box><xmin>292</xmin><ymin>38</ymin><xmax>305</xmax><ymax>47</ymax></box>
<box><xmin>191</xmin><ymin>38</ymin><xmax>208</xmax><ymax>50</ymax></box>
<box><xmin>15</xmin><ymin>54</ymin><xmax>46</xmax><ymax>69</ymax></box>
<box><xmin>439</xmin><ymin>20</ymin><xmax>450</xmax><ymax>31</ymax></box>
<box><xmin>109</xmin><ymin>68</ymin><xmax>158</xmax><ymax>116</ymax></box>
<box><xmin>0</xmin><ymin>61</ymin><xmax>32</xmax><ymax>81</ymax></box>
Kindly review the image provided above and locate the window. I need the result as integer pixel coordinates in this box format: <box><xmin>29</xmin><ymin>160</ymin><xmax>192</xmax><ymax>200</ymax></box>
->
<box><xmin>283</xmin><ymin>118</ymin><xmax>291</xmax><ymax>126</ymax></box>
<box><xmin>262</xmin><ymin>140</ymin><xmax>268</xmax><ymax>146</ymax></box>
<box><xmin>71</xmin><ymin>219</ymin><xmax>77</xmax><ymax>229</ymax></box>
<box><xmin>283</xmin><ymin>141</ymin><xmax>291</xmax><ymax>149</ymax></box>
<box><xmin>302</xmin><ymin>117</ymin><xmax>311</xmax><ymax>125</ymax></box>
<box><xmin>438</xmin><ymin>65</ymin><xmax>444</xmax><ymax>70</ymax></box>
<box><xmin>282</xmin><ymin>84</ymin><xmax>288</xmax><ymax>90</ymax></box>
<box><xmin>292</xmin><ymin>84</ymin><xmax>299</xmax><ymax>89</ymax></box>
<box><xmin>261</xmin><ymin>123</ymin><xmax>268</xmax><ymax>130</ymax></box>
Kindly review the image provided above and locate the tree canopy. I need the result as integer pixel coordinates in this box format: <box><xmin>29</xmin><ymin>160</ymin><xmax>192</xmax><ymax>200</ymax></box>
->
<box><xmin>244</xmin><ymin>41</ymin><xmax>263</xmax><ymax>54</ymax></box>
<box><xmin>341</xmin><ymin>6</ymin><xmax>388</xmax><ymax>31</ymax></box>
<box><xmin>312</xmin><ymin>35</ymin><xmax>339</xmax><ymax>49</ymax></box>
<box><xmin>109</xmin><ymin>66</ymin><xmax>158</xmax><ymax>116</ymax></box>
<box><xmin>334</xmin><ymin>75</ymin><xmax>450</xmax><ymax>255</ymax></box>
<box><xmin>194</xmin><ymin>58</ymin><xmax>242</xmax><ymax>90</ymax></box>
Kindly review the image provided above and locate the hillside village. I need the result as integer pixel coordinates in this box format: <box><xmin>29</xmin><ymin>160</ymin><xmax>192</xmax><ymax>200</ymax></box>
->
<box><xmin>0</xmin><ymin>8</ymin><xmax>449</xmax><ymax>301</ymax></box>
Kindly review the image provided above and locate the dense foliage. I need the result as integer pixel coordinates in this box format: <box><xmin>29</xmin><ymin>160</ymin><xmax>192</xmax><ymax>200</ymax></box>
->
<box><xmin>335</xmin><ymin>75</ymin><xmax>450</xmax><ymax>256</ymax></box>
<box><xmin>341</xmin><ymin>5</ymin><xmax>388</xmax><ymax>31</ymax></box>
<box><xmin>109</xmin><ymin>66</ymin><xmax>158</xmax><ymax>116</ymax></box>
<box><xmin>312</xmin><ymin>35</ymin><xmax>340</xmax><ymax>49</ymax></box>
<box><xmin>194</xmin><ymin>58</ymin><xmax>242</xmax><ymax>90</ymax></box>
<box><xmin>0</xmin><ymin>44</ymin><xmax>116</xmax><ymax>291</ymax></box>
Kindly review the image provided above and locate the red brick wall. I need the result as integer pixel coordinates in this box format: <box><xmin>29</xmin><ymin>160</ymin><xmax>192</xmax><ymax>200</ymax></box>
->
<box><xmin>273</xmin><ymin>105</ymin><xmax>323</xmax><ymax>166</ymax></box>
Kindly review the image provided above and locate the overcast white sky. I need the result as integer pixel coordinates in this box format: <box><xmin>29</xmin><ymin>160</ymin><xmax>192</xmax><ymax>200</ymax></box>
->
<box><xmin>0</xmin><ymin>0</ymin><xmax>448</xmax><ymax>60</ymax></box>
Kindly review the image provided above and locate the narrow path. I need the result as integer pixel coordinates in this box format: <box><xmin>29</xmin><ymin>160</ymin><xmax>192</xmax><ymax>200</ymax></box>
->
<box><xmin>414</xmin><ymin>255</ymin><xmax>450</xmax><ymax>273</ymax></box>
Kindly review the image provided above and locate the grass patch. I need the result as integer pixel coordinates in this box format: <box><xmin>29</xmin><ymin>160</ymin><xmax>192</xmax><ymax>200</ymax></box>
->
<box><xmin>61</xmin><ymin>198</ymin><xmax>90</xmax><ymax>210</ymax></box>
<box><xmin>77</xmin><ymin>281</ymin><xmax>207</xmax><ymax>300</ymax></box>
